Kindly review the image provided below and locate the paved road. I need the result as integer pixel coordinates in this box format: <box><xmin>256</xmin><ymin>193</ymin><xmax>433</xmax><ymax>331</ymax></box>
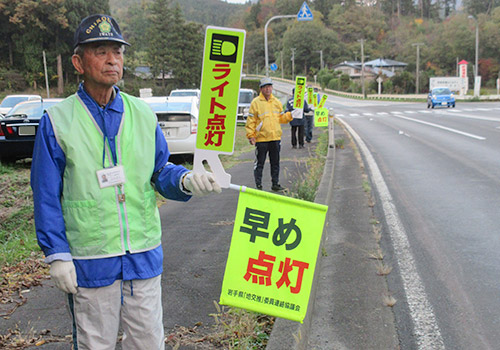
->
<box><xmin>332</xmin><ymin>98</ymin><xmax>500</xmax><ymax>350</ymax></box>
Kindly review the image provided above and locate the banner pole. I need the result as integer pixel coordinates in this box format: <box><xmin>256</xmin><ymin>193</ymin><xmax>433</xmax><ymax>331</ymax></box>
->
<box><xmin>229</xmin><ymin>184</ymin><xmax>247</xmax><ymax>192</ymax></box>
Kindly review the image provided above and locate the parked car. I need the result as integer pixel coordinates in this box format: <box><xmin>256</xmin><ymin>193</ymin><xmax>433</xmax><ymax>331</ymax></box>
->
<box><xmin>0</xmin><ymin>98</ymin><xmax>63</xmax><ymax>162</ymax></box>
<box><xmin>142</xmin><ymin>96</ymin><xmax>199</xmax><ymax>156</ymax></box>
<box><xmin>0</xmin><ymin>94</ymin><xmax>42</xmax><ymax>116</ymax></box>
<box><xmin>237</xmin><ymin>88</ymin><xmax>257</xmax><ymax>124</ymax></box>
<box><xmin>427</xmin><ymin>87</ymin><xmax>455</xmax><ymax>108</ymax></box>
<box><xmin>169</xmin><ymin>89</ymin><xmax>200</xmax><ymax>98</ymax></box>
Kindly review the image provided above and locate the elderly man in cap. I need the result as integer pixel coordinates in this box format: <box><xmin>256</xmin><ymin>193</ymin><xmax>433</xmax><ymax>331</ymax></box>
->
<box><xmin>245</xmin><ymin>78</ymin><xmax>300</xmax><ymax>191</ymax></box>
<box><xmin>31</xmin><ymin>14</ymin><xmax>220</xmax><ymax>350</ymax></box>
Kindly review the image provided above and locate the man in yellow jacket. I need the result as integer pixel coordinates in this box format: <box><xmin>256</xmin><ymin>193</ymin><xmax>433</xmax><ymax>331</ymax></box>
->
<box><xmin>245</xmin><ymin>78</ymin><xmax>299</xmax><ymax>191</ymax></box>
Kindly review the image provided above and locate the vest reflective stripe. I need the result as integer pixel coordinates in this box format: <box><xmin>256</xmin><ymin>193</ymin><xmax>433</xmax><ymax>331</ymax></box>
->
<box><xmin>47</xmin><ymin>93</ymin><xmax>161</xmax><ymax>259</ymax></box>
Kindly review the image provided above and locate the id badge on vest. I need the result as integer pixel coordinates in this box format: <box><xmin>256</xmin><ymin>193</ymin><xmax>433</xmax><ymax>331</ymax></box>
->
<box><xmin>97</xmin><ymin>165</ymin><xmax>126</xmax><ymax>189</ymax></box>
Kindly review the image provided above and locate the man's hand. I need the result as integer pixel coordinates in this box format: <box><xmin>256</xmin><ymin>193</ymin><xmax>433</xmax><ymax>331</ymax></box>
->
<box><xmin>183</xmin><ymin>172</ymin><xmax>222</xmax><ymax>196</ymax></box>
<box><xmin>50</xmin><ymin>260</ymin><xmax>78</xmax><ymax>294</ymax></box>
<box><xmin>249</xmin><ymin>137</ymin><xmax>256</xmax><ymax>145</ymax></box>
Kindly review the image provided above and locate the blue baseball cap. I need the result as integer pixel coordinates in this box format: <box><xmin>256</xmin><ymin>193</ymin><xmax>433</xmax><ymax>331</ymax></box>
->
<box><xmin>73</xmin><ymin>14</ymin><xmax>130</xmax><ymax>49</ymax></box>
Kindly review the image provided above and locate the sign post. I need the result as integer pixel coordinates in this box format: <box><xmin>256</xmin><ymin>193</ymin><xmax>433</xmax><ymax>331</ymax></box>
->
<box><xmin>194</xmin><ymin>26</ymin><xmax>246</xmax><ymax>188</ymax></box>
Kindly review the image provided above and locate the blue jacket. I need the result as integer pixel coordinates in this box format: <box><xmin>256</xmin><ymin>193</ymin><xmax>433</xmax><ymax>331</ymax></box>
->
<box><xmin>286</xmin><ymin>97</ymin><xmax>312</xmax><ymax>126</ymax></box>
<box><xmin>31</xmin><ymin>84</ymin><xmax>191</xmax><ymax>288</ymax></box>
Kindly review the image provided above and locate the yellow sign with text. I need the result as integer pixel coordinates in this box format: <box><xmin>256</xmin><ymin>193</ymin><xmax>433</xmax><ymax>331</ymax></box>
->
<box><xmin>314</xmin><ymin>107</ymin><xmax>328</xmax><ymax>127</ymax></box>
<box><xmin>307</xmin><ymin>87</ymin><xmax>314</xmax><ymax>105</ymax></box>
<box><xmin>313</xmin><ymin>93</ymin><xmax>318</xmax><ymax>107</ymax></box>
<box><xmin>196</xmin><ymin>27</ymin><xmax>246</xmax><ymax>153</ymax></box>
<box><xmin>318</xmin><ymin>94</ymin><xmax>328</xmax><ymax>108</ymax></box>
<box><xmin>293</xmin><ymin>76</ymin><xmax>307</xmax><ymax>109</ymax></box>
<box><xmin>220</xmin><ymin>188</ymin><xmax>328</xmax><ymax>323</ymax></box>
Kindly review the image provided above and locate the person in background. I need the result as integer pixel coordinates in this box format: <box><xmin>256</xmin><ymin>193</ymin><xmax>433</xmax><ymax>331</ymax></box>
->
<box><xmin>285</xmin><ymin>88</ymin><xmax>312</xmax><ymax>149</ymax></box>
<box><xmin>31</xmin><ymin>14</ymin><xmax>221</xmax><ymax>350</ymax></box>
<box><xmin>305</xmin><ymin>87</ymin><xmax>320</xmax><ymax>143</ymax></box>
<box><xmin>245</xmin><ymin>77</ymin><xmax>300</xmax><ymax>191</ymax></box>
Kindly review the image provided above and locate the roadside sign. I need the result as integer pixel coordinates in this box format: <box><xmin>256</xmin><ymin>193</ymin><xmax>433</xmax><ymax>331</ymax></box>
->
<box><xmin>297</xmin><ymin>2</ymin><xmax>313</xmax><ymax>21</ymax></box>
<box><xmin>220</xmin><ymin>188</ymin><xmax>328</xmax><ymax>322</ymax></box>
<box><xmin>270</xmin><ymin>63</ymin><xmax>278</xmax><ymax>71</ymax></box>
<box><xmin>293</xmin><ymin>76</ymin><xmax>307</xmax><ymax>109</ymax></box>
<box><xmin>194</xmin><ymin>26</ymin><xmax>246</xmax><ymax>187</ymax></box>
<box><xmin>314</xmin><ymin>107</ymin><xmax>328</xmax><ymax>127</ymax></box>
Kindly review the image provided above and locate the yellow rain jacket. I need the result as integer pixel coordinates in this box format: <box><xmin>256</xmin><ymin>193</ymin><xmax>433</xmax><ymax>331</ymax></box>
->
<box><xmin>245</xmin><ymin>92</ymin><xmax>292</xmax><ymax>142</ymax></box>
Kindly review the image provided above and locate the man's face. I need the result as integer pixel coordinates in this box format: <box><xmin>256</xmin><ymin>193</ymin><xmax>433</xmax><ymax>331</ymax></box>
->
<box><xmin>73</xmin><ymin>42</ymin><xmax>124</xmax><ymax>89</ymax></box>
<box><xmin>261</xmin><ymin>84</ymin><xmax>273</xmax><ymax>99</ymax></box>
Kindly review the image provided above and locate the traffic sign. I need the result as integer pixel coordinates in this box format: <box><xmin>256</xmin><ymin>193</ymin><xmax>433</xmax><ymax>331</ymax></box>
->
<box><xmin>270</xmin><ymin>63</ymin><xmax>278</xmax><ymax>71</ymax></box>
<box><xmin>297</xmin><ymin>2</ymin><xmax>313</xmax><ymax>21</ymax></box>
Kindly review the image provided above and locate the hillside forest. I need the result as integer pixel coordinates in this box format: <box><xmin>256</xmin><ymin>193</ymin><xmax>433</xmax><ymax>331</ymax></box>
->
<box><xmin>1</xmin><ymin>0</ymin><xmax>499</xmax><ymax>95</ymax></box>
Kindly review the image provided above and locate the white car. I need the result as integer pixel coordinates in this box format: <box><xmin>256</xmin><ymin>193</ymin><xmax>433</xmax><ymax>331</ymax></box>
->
<box><xmin>169</xmin><ymin>89</ymin><xmax>200</xmax><ymax>98</ymax></box>
<box><xmin>237</xmin><ymin>88</ymin><xmax>257</xmax><ymax>124</ymax></box>
<box><xmin>142</xmin><ymin>96</ymin><xmax>199</xmax><ymax>156</ymax></box>
<box><xmin>0</xmin><ymin>94</ymin><xmax>42</xmax><ymax>116</ymax></box>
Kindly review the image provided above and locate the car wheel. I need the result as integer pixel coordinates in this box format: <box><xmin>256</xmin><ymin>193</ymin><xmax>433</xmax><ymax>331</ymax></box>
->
<box><xmin>431</xmin><ymin>104</ymin><xmax>435</xmax><ymax>109</ymax></box>
<box><xmin>427</xmin><ymin>103</ymin><xmax>430</xmax><ymax>109</ymax></box>
<box><xmin>453</xmin><ymin>104</ymin><xmax>456</xmax><ymax>108</ymax></box>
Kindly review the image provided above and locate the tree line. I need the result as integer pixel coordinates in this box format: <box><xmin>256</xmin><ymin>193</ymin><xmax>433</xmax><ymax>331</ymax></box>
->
<box><xmin>1</xmin><ymin>0</ymin><xmax>500</xmax><ymax>96</ymax></box>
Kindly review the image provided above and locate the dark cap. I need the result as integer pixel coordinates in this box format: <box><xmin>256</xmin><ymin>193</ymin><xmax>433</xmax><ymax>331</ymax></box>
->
<box><xmin>259</xmin><ymin>77</ymin><xmax>273</xmax><ymax>88</ymax></box>
<box><xmin>74</xmin><ymin>14</ymin><xmax>130</xmax><ymax>49</ymax></box>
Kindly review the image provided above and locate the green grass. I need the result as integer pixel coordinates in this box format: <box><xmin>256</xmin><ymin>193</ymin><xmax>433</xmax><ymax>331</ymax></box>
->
<box><xmin>0</xmin><ymin>161</ymin><xmax>40</xmax><ymax>266</ymax></box>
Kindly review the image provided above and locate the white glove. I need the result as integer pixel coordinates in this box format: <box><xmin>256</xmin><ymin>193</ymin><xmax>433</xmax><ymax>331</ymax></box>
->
<box><xmin>50</xmin><ymin>260</ymin><xmax>78</xmax><ymax>294</ymax></box>
<box><xmin>291</xmin><ymin>109</ymin><xmax>303</xmax><ymax>119</ymax></box>
<box><xmin>183</xmin><ymin>172</ymin><xmax>222</xmax><ymax>196</ymax></box>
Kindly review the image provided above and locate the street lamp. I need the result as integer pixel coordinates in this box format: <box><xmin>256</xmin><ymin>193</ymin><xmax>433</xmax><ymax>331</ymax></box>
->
<box><xmin>264</xmin><ymin>15</ymin><xmax>295</xmax><ymax>77</ymax></box>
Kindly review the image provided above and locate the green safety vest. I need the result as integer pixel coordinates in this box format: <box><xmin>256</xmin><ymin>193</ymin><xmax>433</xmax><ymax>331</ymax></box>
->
<box><xmin>47</xmin><ymin>92</ymin><xmax>161</xmax><ymax>259</ymax></box>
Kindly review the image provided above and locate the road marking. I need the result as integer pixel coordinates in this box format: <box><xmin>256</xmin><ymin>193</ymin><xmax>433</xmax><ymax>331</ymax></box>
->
<box><xmin>377</xmin><ymin>112</ymin><xmax>389</xmax><ymax>115</ymax></box>
<box><xmin>392</xmin><ymin>115</ymin><xmax>486</xmax><ymax>140</ymax></box>
<box><xmin>404</xmin><ymin>111</ymin><xmax>416</xmax><ymax>114</ymax></box>
<box><xmin>439</xmin><ymin>111</ymin><xmax>500</xmax><ymax>122</ymax></box>
<box><xmin>338</xmin><ymin>117</ymin><xmax>446</xmax><ymax>350</ymax></box>
<box><xmin>363</xmin><ymin>113</ymin><xmax>374</xmax><ymax>116</ymax></box>
<box><xmin>336</xmin><ymin>114</ymin><xmax>344</xmax><ymax>117</ymax></box>
<box><xmin>477</xmin><ymin>108</ymin><xmax>492</xmax><ymax>111</ymax></box>
<box><xmin>350</xmin><ymin>113</ymin><xmax>360</xmax><ymax>117</ymax></box>
<box><xmin>391</xmin><ymin>111</ymin><xmax>403</xmax><ymax>114</ymax></box>
<box><xmin>420</xmin><ymin>111</ymin><xmax>431</xmax><ymax>113</ymax></box>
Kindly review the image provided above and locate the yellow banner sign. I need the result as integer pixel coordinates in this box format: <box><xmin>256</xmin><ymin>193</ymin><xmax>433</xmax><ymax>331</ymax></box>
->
<box><xmin>318</xmin><ymin>94</ymin><xmax>328</xmax><ymax>108</ymax></box>
<box><xmin>312</xmin><ymin>93</ymin><xmax>318</xmax><ymax>107</ymax></box>
<box><xmin>293</xmin><ymin>76</ymin><xmax>307</xmax><ymax>109</ymax></box>
<box><xmin>314</xmin><ymin>107</ymin><xmax>328</xmax><ymax>127</ymax></box>
<box><xmin>307</xmin><ymin>87</ymin><xmax>314</xmax><ymax>105</ymax></box>
<box><xmin>220</xmin><ymin>188</ymin><xmax>328</xmax><ymax>323</ymax></box>
<box><xmin>196</xmin><ymin>27</ymin><xmax>246</xmax><ymax>153</ymax></box>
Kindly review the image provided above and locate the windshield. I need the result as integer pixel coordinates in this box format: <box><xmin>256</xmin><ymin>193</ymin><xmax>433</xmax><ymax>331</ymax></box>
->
<box><xmin>239</xmin><ymin>91</ymin><xmax>254</xmax><ymax>104</ymax></box>
<box><xmin>170</xmin><ymin>91</ymin><xmax>198</xmax><ymax>97</ymax></box>
<box><xmin>6</xmin><ymin>101</ymin><xmax>60</xmax><ymax>119</ymax></box>
<box><xmin>1</xmin><ymin>96</ymin><xmax>29</xmax><ymax>108</ymax></box>
<box><xmin>148</xmin><ymin>101</ymin><xmax>192</xmax><ymax>113</ymax></box>
<box><xmin>433</xmin><ymin>88</ymin><xmax>452</xmax><ymax>95</ymax></box>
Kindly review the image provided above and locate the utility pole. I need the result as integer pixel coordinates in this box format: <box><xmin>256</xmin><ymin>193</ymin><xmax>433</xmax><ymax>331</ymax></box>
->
<box><xmin>315</xmin><ymin>50</ymin><xmax>323</xmax><ymax>70</ymax></box>
<box><xmin>359</xmin><ymin>39</ymin><xmax>365</xmax><ymax>98</ymax></box>
<box><xmin>412</xmin><ymin>43</ymin><xmax>424</xmax><ymax>94</ymax></box>
<box><xmin>281</xmin><ymin>51</ymin><xmax>284</xmax><ymax>79</ymax></box>
<box><xmin>291</xmin><ymin>48</ymin><xmax>296</xmax><ymax>81</ymax></box>
<box><xmin>42</xmin><ymin>51</ymin><xmax>50</xmax><ymax>98</ymax></box>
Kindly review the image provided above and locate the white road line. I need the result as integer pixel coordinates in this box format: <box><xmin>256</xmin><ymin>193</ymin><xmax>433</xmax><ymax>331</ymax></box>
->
<box><xmin>477</xmin><ymin>108</ymin><xmax>492</xmax><ymax>111</ymax></box>
<box><xmin>439</xmin><ymin>111</ymin><xmax>500</xmax><ymax>122</ymax></box>
<box><xmin>363</xmin><ymin>113</ymin><xmax>375</xmax><ymax>116</ymax></box>
<box><xmin>350</xmin><ymin>113</ymin><xmax>360</xmax><ymax>117</ymax></box>
<box><xmin>377</xmin><ymin>112</ymin><xmax>389</xmax><ymax>115</ymax></box>
<box><xmin>338</xmin><ymin>117</ymin><xmax>446</xmax><ymax>350</ymax></box>
<box><xmin>336</xmin><ymin>114</ymin><xmax>345</xmax><ymax>117</ymax></box>
<box><xmin>404</xmin><ymin>111</ymin><xmax>416</xmax><ymax>114</ymax></box>
<box><xmin>391</xmin><ymin>111</ymin><xmax>403</xmax><ymax>114</ymax></box>
<box><xmin>392</xmin><ymin>115</ymin><xmax>486</xmax><ymax>140</ymax></box>
<box><xmin>420</xmin><ymin>111</ymin><xmax>431</xmax><ymax>114</ymax></box>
